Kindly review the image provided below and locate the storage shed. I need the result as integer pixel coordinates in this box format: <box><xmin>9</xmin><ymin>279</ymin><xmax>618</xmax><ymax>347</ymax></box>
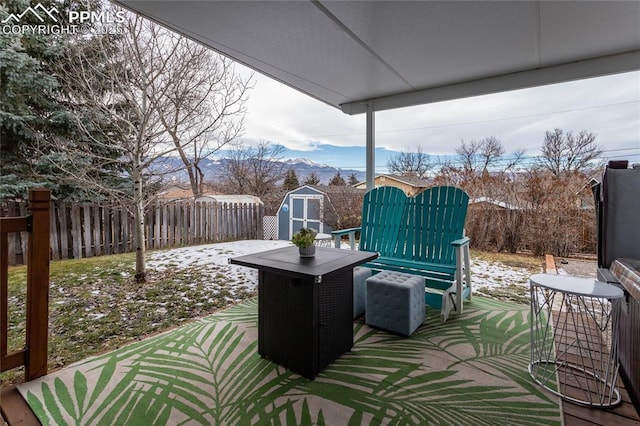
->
<box><xmin>277</xmin><ymin>186</ymin><xmax>328</xmax><ymax>240</ymax></box>
<box><xmin>276</xmin><ymin>185</ymin><xmax>367</xmax><ymax>241</ymax></box>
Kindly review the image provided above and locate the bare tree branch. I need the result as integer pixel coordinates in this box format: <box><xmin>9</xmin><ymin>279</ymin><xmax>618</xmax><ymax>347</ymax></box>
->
<box><xmin>220</xmin><ymin>141</ymin><xmax>286</xmax><ymax>198</ymax></box>
<box><xmin>538</xmin><ymin>128</ymin><xmax>602</xmax><ymax>177</ymax></box>
<box><xmin>35</xmin><ymin>8</ymin><xmax>250</xmax><ymax>282</ymax></box>
<box><xmin>386</xmin><ymin>146</ymin><xmax>433</xmax><ymax>178</ymax></box>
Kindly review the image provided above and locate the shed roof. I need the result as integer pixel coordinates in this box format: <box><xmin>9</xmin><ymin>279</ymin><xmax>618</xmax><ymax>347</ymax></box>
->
<box><xmin>157</xmin><ymin>187</ymin><xmax>262</xmax><ymax>204</ymax></box>
<box><xmin>157</xmin><ymin>186</ymin><xmax>222</xmax><ymax>200</ymax></box>
<box><xmin>208</xmin><ymin>194</ymin><xmax>263</xmax><ymax>205</ymax></box>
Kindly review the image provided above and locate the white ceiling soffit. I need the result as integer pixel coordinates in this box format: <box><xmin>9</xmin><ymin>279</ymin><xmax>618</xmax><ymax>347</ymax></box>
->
<box><xmin>113</xmin><ymin>1</ymin><xmax>640</xmax><ymax>115</ymax></box>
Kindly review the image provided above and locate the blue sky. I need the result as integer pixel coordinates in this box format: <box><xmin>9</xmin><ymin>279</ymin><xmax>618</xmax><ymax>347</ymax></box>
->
<box><xmin>235</xmin><ymin>67</ymin><xmax>640</xmax><ymax>173</ymax></box>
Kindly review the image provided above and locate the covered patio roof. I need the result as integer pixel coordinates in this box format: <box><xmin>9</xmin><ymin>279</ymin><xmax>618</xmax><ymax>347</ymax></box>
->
<box><xmin>113</xmin><ymin>1</ymin><xmax>640</xmax><ymax>186</ymax></box>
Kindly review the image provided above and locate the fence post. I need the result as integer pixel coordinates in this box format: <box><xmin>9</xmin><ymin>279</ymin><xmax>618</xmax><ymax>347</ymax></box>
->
<box><xmin>25</xmin><ymin>188</ymin><xmax>50</xmax><ymax>380</ymax></box>
<box><xmin>258</xmin><ymin>204</ymin><xmax>264</xmax><ymax>240</ymax></box>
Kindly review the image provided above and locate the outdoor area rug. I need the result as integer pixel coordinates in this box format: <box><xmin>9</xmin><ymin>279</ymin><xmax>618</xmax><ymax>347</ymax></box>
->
<box><xmin>18</xmin><ymin>297</ymin><xmax>561</xmax><ymax>425</ymax></box>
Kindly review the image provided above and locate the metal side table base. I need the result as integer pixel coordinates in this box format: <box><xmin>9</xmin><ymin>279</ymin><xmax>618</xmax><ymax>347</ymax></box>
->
<box><xmin>529</xmin><ymin>274</ymin><xmax>624</xmax><ymax>408</ymax></box>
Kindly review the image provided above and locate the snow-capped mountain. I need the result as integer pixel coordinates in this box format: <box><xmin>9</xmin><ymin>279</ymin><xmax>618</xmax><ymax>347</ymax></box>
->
<box><xmin>283</xmin><ymin>157</ymin><xmax>332</xmax><ymax>169</ymax></box>
<box><xmin>152</xmin><ymin>156</ymin><xmax>365</xmax><ymax>185</ymax></box>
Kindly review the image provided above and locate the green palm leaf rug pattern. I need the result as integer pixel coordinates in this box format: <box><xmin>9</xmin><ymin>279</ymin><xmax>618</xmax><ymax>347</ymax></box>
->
<box><xmin>18</xmin><ymin>297</ymin><xmax>561</xmax><ymax>425</ymax></box>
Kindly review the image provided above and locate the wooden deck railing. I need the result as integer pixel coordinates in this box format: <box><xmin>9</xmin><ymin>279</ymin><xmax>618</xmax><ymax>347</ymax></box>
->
<box><xmin>1</xmin><ymin>189</ymin><xmax>51</xmax><ymax>381</ymax></box>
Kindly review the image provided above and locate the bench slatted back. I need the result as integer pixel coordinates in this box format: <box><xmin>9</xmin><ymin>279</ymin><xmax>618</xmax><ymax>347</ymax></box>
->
<box><xmin>400</xmin><ymin>186</ymin><xmax>468</xmax><ymax>266</ymax></box>
<box><xmin>359</xmin><ymin>186</ymin><xmax>407</xmax><ymax>257</ymax></box>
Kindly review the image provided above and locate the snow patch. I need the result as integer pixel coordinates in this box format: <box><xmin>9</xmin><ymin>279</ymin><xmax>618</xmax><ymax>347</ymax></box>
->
<box><xmin>147</xmin><ymin>240</ymin><xmax>534</xmax><ymax>299</ymax></box>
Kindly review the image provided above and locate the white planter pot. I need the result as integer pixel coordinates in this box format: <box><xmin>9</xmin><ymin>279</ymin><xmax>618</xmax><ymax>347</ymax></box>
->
<box><xmin>298</xmin><ymin>245</ymin><xmax>316</xmax><ymax>258</ymax></box>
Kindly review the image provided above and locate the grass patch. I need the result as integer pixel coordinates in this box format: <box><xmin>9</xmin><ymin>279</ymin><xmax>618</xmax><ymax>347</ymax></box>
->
<box><xmin>471</xmin><ymin>250</ymin><xmax>543</xmax><ymax>271</ymax></box>
<box><xmin>476</xmin><ymin>284</ymin><xmax>531</xmax><ymax>305</ymax></box>
<box><xmin>470</xmin><ymin>250</ymin><xmax>542</xmax><ymax>305</ymax></box>
<box><xmin>1</xmin><ymin>252</ymin><xmax>254</xmax><ymax>387</ymax></box>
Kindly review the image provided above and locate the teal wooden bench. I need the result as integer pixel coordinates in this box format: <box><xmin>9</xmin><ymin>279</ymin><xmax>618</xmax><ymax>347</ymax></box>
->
<box><xmin>332</xmin><ymin>186</ymin><xmax>471</xmax><ymax>321</ymax></box>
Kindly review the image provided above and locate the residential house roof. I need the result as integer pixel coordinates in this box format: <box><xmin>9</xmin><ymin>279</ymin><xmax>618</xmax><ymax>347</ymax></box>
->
<box><xmin>355</xmin><ymin>174</ymin><xmax>430</xmax><ymax>188</ymax></box>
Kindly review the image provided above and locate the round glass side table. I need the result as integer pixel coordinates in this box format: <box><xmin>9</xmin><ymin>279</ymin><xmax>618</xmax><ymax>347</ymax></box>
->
<box><xmin>528</xmin><ymin>273</ymin><xmax>624</xmax><ymax>408</ymax></box>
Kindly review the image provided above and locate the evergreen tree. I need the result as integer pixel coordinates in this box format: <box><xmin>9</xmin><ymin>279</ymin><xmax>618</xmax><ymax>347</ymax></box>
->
<box><xmin>1</xmin><ymin>0</ymin><xmax>64</xmax><ymax>199</ymax></box>
<box><xmin>348</xmin><ymin>173</ymin><xmax>359</xmax><ymax>185</ymax></box>
<box><xmin>282</xmin><ymin>168</ymin><xmax>300</xmax><ymax>190</ymax></box>
<box><xmin>303</xmin><ymin>172</ymin><xmax>320</xmax><ymax>185</ymax></box>
<box><xmin>0</xmin><ymin>0</ymin><xmax>122</xmax><ymax>201</ymax></box>
<box><xmin>328</xmin><ymin>171</ymin><xmax>346</xmax><ymax>186</ymax></box>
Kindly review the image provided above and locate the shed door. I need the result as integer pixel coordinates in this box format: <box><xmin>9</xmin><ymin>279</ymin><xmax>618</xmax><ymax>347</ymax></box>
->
<box><xmin>290</xmin><ymin>195</ymin><xmax>323</xmax><ymax>238</ymax></box>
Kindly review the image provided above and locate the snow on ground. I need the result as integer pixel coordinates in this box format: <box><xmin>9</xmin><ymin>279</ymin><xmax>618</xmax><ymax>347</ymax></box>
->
<box><xmin>471</xmin><ymin>259</ymin><xmax>532</xmax><ymax>290</ymax></box>
<box><xmin>147</xmin><ymin>240</ymin><xmax>292</xmax><ymax>294</ymax></box>
<box><xmin>147</xmin><ymin>240</ymin><xmax>535</xmax><ymax>297</ymax></box>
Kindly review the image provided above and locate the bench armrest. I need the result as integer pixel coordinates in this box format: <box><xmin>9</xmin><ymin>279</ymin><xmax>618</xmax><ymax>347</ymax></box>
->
<box><xmin>331</xmin><ymin>227</ymin><xmax>361</xmax><ymax>237</ymax></box>
<box><xmin>450</xmin><ymin>237</ymin><xmax>470</xmax><ymax>247</ymax></box>
<box><xmin>331</xmin><ymin>227</ymin><xmax>361</xmax><ymax>250</ymax></box>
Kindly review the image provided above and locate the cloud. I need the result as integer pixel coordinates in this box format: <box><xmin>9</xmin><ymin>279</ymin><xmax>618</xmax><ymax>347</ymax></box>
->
<box><xmin>241</xmin><ymin>70</ymin><xmax>363</xmax><ymax>150</ymax></box>
<box><xmin>239</xmin><ymin>66</ymin><xmax>639</xmax><ymax>161</ymax></box>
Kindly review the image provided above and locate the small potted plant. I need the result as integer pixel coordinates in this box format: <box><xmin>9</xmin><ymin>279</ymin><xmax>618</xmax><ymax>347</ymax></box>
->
<box><xmin>292</xmin><ymin>227</ymin><xmax>317</xmax><ymax>257</ymax></box>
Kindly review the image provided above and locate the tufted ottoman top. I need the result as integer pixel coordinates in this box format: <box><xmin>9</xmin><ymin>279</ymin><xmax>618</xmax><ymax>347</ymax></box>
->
<box><xmin>368</xmin><ymin>270</ymin><xmax>424</xmax><ymax>287</ymax></box>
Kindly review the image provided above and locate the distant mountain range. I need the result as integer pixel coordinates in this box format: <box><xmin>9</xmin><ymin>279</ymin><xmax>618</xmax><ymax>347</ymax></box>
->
<box><xmin>154</xmin><ymin>156</ymin><xmax>366</xmax><ymax>185</ymax></box>
<box><xmin>279</xmin><ymin>158</ymin><xmax>366</xmax><ymax>184</ymax></box>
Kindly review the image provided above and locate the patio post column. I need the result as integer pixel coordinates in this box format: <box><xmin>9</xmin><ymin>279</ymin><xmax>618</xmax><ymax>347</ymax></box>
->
<box><xmin>366</xmin><ymin>103</ymin><xmax>375</xmax><ymax>190</ymax></box>
<box><xmin>25</xmin><ymin>188</ymin><xmax>50</xmax><ymax>381</ymax></box>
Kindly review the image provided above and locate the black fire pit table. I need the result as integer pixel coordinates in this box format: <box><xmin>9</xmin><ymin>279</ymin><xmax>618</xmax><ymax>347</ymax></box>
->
<box><xmin>230</xmin><ymin>245</ymin><xmax>377</xmax><ymax>379</ymax></box>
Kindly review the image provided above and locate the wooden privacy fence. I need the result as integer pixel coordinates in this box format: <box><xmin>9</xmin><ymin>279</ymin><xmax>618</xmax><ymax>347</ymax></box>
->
<box><xmin>1</xmin><ymin>200</ymin><xmax>264</xmax><ymax>265</ymax></box>
<box><xmin>0</xmin><ymin>189</ymin><xmax>50</xmax><ymax>380</ymax></box>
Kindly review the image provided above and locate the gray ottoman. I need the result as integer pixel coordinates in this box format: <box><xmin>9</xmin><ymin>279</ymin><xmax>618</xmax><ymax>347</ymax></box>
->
<box><xmin>365</xmin><ymin>270</ymin><xmax>425</xmax><ymax>336</ymax></box>
<box><xmin>353</xmin><ymin>267</ymin><xmax>372</xmax><ymax>318</ymax></box>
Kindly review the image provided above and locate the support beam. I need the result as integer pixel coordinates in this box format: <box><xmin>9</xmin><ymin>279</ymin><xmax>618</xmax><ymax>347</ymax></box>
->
<box><xmin>25</xmin><ymin>189</ymin><xmax>50</xmax><ymax>381</ymax></box>
<box><xmin>366</xmin><ymin>104</ymin><xmax>375</xmax><ymax>190</ymax></box>
<box><xmin>340</xmin><ymin>50</ymin><xmax>640</xmax><ymax>115</ymax></box>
